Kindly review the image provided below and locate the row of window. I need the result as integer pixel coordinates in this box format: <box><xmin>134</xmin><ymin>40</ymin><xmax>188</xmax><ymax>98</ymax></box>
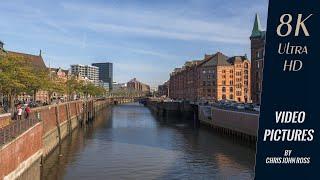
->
<box><xmin>222</xmin><ymin>75</ymin><xmax>234</xmax><ymax>79</ymax></box>
<box><xmin>222</xmin><ymin>70</ymin><xmax>234</xmax><ymax>73</ymax></box>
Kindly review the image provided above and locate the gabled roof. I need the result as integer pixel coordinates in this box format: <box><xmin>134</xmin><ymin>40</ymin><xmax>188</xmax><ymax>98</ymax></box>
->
<box><xmin>7</xmin><ymin>51</ymin><xmax>46</xmax><ymax>69</ymax></box>
<box><xmin>227</xmin><ymin>56</ymin><xmax>248</xmax><ymax>64</ymax></box>
<box><xmin>198</xmin><ymin>52</ymin><xmax>230</xmax><ymax>67</ymax></box>
<box><xmin>49</xmin><ymin>67</ymin><xmax>69</xmax><ymax>74</ymax></box>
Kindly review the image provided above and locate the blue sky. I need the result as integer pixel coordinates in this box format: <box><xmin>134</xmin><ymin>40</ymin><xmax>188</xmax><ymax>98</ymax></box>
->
<box><xmin>0</xmin><ymin>0</ymin><xmax>268</xmax><ymax>88</ymax></box>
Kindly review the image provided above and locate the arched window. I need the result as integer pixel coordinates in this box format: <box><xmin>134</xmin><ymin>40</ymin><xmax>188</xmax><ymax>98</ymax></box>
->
<box><xmin>229</xmin><ymin>94</ymin><xmax>233</xmax><ymax>99</ymax></box>
<box><xmin>222</xmin><ymin>95</ymin><xmax>226</xmax><ymax>99</ymax></box>
<box><xmin>222</xmin><ymin>87</ymin><xmax>226</xmax><ymax>92</ymax></box>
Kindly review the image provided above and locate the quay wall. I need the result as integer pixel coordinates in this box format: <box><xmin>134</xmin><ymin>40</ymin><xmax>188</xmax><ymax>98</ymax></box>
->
<box><xmin>0</xmin><ymin>97</ymin><xmax>131</xmax><ymax>180</ymax></box>
<box><xmin>147</xmin><ymin>99</ymin><xmax>259</xmax><ymax>142</ymax></box>
<box><xmin>210</xmin><ymin>107</ymin><xmax>259</xmax><ymax>137</ymax></box>
<box><xmin>0</xmin><ymin>123</ymin><xmax>43</xmax><ymax>180</ymax></box>
<box><xmin>199</xmin><ymin>106</ymin><xmax>259</xmax><ymax>142</ymax></box>
<box><xmin>146</xmin><ymin>100</ymin><xmax>195</xmax><ymax>119</ymax></box>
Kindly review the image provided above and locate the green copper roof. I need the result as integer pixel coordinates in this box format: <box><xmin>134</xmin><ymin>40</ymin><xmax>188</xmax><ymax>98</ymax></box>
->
<box><xmin>250</xmin><ymin>13</ymin><xmax>265</xmax><ymax>38</ymax></box>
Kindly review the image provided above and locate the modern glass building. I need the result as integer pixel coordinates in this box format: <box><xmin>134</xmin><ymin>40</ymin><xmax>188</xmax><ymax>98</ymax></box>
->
<box><xmin>92</xmin><ymin>62</ymin><xmax>113</xmax><ymax>90</ymax></box>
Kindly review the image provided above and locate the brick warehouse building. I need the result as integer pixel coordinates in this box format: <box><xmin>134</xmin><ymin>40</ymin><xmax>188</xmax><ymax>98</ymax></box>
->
<box><xmin>169</xmin><ymin>52</ymin><xmax>251</xmax><ymax>103</ymax></box>
<box><xmin>250</xmin><ymin>14</ymin><xmax>265</xmax><ymax>104</ymax></box>
<box><xmin>169</xmin><ymin>60</ymin><xmax>201</xmax><ymax>101</ymax></box>
<box><xmin>127</xmin><ymin>78</ymin><xmax>150</xmax><ymax>93</ymax></box>
<box><xmin>158</xmin><ymin>80</ymin><xmax>169</xmax><ymax>97</ymax></box>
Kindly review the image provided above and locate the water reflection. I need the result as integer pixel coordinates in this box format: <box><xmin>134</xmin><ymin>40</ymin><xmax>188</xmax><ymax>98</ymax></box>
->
<box><xmin>42</xmin><ymin>103</ymin><xmax>255</xmax><ymax>180</ymax></box>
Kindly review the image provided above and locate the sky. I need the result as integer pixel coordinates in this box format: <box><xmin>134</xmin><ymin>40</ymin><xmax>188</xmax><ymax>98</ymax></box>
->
<box><xmin>0</xmin><ymin>0</ymin><xmax>268</xmax><ymax>88</ymax></box>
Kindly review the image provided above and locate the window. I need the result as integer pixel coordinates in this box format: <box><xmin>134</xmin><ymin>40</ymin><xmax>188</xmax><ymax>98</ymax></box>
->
<box><xmin>222</xmin><ymin>81</ymin><xmax>226</xmax><ymax>85</ymax></box>
<box><xmin>222</xmin><ymin>87</ymin><xmax>226</xmax><ymax>92</ymax></box>
<box><xmin>230</xmin><ymin>80</ymin><xmax>233</xmax><ymax>85</ymax></box>
<box><xmin>236</xmin><ymin>91</ymin><xmax>242</xmax><ymax>96</ymax></box>
<box><xmin>229</xmin><ymin>94</ymin><xmax>234</xmax><ymax>99</ymax></box>
<box><xmin>230</xmin><ymin>87</ymin><xmax>233</xmax><ymax>92</ymax></box>
<box><xmin>222</xmin><ymin>94</ymin><xmax>226</xmax><ymax>100</ymax></box>
<box><xmin>222</xmin><ymin>70</ymin><xmax>226</xmax><ymax>73</ymax></box>
<box><xmin>230</xmin><ymin>70</ymin><xmax>233</xmax><ymax>73</ymax></box>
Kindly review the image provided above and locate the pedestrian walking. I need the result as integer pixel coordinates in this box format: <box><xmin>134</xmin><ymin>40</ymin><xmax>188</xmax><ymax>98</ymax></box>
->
<box><xmin>25</xmin><ymin>105</ymin><xmax>31</xmax><ymax>119</ymax></box>
<box><xmin>17</xmin><ymin>105</ymin><xmax>23</xmax><ymax>120</ymax></box>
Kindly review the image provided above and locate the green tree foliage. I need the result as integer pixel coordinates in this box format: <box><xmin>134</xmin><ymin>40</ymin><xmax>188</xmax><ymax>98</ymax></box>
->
<box><xmin>0</xmin><ymin>53</ymin><xmax>108</xmax><ymax>110</ymax></box>
<box><xmin>0</xmin><ymin>54</ymin><xmax>40</xmax><ymax>109</ymax></box>
<box><xmin>46</xmin><ymin>72</ymin><xmax>66</xmax><ymax>102</ymax></box>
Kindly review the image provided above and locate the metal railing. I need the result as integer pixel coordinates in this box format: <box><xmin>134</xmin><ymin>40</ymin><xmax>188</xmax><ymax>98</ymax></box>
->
<box><xmin>0</xmin><ymin>117</ymin><xmax>40</xmax><ymax>146</ymax></box>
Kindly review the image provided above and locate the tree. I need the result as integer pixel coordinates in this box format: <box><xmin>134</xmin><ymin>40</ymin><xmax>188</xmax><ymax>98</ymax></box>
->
<box><xmin>25</xmin><ymin>68</ymin><xmax>51</xmax><ymax>102</ymax></box>
<box><xmin>66</xmin><ymin>76</ymin><xmax>82</xmax><ymax>100</ymax></box>
<box><xmin>79</xmin><ymin>82</ymin><xmax>106</xmax><ymax>98</ymax></box>
<box><xmin>0</xmin><ymin>54</ymin><xmax>43</xmax><ymax>109</ymax></box>
<box><xmin>46</xmin><ymin>73</ymin><xmax>66</xmax><ymax>103</ymax></box>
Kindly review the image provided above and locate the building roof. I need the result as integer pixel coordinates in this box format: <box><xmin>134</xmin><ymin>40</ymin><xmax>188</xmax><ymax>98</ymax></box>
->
<box><xmin>6</xmin><ymin>51</ymin><xmax>46</xmax><ymax>69</ymax></box>
<box><xmin>128</xmin><ymin>78</ymin><xmax>150</xmax><ymax>87</ymax></box>
<box><xmin>198</xmin><ymin>52</ymin><xmax>230</xmax><ymax>67</ymax></box>
<box><xmin>227</xmin><ymin>56</ymin><xmax>248</xmax><ymax>64</ymax></box>
<box><xmin>250</xmin><ymin>13</ymin><xmax>266</xmax><ymax>39</ymax></box>
<box><xmin>49</xmin><ymin>67</ymin><xmax>69</xmax><ymax>74</ymax></box>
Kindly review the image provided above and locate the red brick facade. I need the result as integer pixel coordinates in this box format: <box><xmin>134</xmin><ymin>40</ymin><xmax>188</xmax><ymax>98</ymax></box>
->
<box><xmin>127</xmin><ymin>78</ymin><xmax>150</xmax><ymax>93</ymax></box>
<box><xmin>169</xmin><ymin>52</ymin><xmax>251</xmax><ymax>103</ymax></box>
<box><xmin>0</xmin><ymin>123</ymin><xmax>43</xmax><ymax>180</ymax></box>
<box><xmin>169</xmin><ymin>60</ymin><xmax>201</xmax><ymax>101</ymax></box>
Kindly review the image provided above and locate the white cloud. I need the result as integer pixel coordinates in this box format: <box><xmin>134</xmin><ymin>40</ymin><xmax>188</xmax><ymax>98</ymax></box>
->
<box><xmin>60</xmin><ymin>2</ymin><xmax>255</xmax><ymax>45</ymax></box>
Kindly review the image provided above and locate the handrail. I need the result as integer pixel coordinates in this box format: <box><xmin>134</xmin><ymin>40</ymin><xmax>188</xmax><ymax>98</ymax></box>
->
<box><xmin>0</xmin><ymin>117</ymin><xmax>40</xmax><ymax>146</ymax></box>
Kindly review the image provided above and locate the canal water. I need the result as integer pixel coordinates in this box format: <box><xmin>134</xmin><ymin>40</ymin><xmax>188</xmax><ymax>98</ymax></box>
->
<box><xmin>42</xmin><ymin>103</ymin><xmax>255</xmax><ymax>180</ymax></box>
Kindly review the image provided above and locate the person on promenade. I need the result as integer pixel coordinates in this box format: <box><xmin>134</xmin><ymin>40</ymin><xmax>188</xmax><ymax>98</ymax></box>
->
<box><xmin>25</xmin><ymin>105</ymin><xmax>31</xmax><ymax>119</ymax></box>
<box><xmin>17</xmin><ymin>105</ymin><xmax>23</xmax><ymax>120</ymax></box>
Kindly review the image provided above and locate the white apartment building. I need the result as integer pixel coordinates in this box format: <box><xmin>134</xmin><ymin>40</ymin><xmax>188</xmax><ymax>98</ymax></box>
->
<box><xmin>70</xmin><ymin>64</ymin><xmax>99</xmax><ymax>85</ymax></box>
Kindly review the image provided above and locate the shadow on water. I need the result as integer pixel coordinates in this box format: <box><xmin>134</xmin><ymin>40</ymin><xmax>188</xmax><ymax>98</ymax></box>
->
<box><xmin>41</xmin><ymin>108</ymin><xmax>111</xmax><ymax>180</ymax></box>
<box><xmin>42</xmin><ymin>103</ymin><xmax>255</xmax><ymax>180</ymax></box>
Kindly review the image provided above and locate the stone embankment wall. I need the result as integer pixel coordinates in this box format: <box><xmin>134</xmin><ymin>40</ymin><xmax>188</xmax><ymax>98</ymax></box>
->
<box><xmin>199</xmin><ymin>106</ymin><xmax>259</xmax><ymax>142</ymax></box>
<box><xmin>0</xmin><ymin>98</ymin><xmax>114</xmax><ymax>180</ymax></box>
<box><xmin>147</xmin><ymin>99</ymin><xmax>258</xmax><ymax>142</ymax></box>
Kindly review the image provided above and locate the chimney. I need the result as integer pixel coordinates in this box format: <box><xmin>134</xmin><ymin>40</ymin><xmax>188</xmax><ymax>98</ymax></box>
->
<box><xmin>39</xmin><ymin>49</ymin><xmax>42</xmax><ymax>56</ymax></box>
